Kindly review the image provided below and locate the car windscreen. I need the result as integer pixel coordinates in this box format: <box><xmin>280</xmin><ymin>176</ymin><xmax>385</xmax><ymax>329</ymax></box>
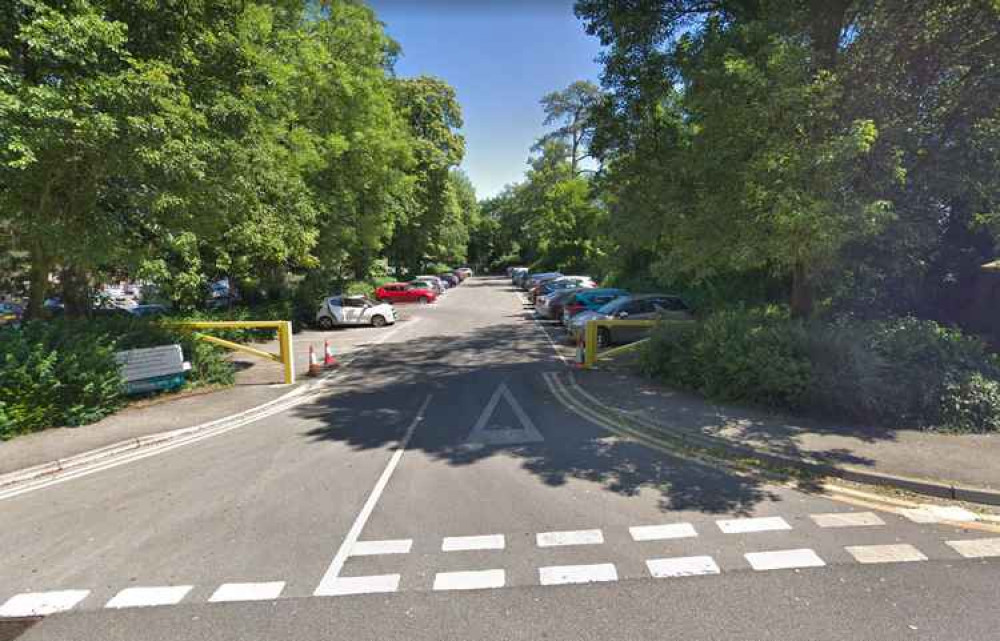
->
<box><xmin>596</xmin><ymin>297</ymin><xmax>628</xmax><ymax>314</ymax></box>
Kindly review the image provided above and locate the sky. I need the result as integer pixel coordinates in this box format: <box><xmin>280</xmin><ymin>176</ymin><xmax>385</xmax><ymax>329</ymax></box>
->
<box><xmin>367</xmin><ymin>0</ymin><xmax>604</xmax><ymax>199</ymax></box>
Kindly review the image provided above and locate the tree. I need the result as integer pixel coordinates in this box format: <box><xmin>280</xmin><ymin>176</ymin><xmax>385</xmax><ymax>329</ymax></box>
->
<box><xmin>534</xmin><ymin>80</ymin><xmax>602</xmax><ymax>175</ymax></box>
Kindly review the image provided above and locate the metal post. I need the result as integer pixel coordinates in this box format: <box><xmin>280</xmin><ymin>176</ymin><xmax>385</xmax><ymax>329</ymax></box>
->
<box><xmin>585</xmin><ymin>320</ymin><xmax>598</xmax><ymax>369</ymax></box>
<box><xmin>278</xmin><ymin>321</ymin><xmax>295</xmax><ymax>385</ymax></box>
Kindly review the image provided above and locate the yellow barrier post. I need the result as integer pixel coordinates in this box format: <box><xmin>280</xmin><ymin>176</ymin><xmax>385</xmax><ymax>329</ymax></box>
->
<box><xmin>278</xmin><ymin>321</ymin><xmax>294</xmax><ymax>385</ymax></box>
<box><xmin>585</xmin><ymin>320</ymin><xmax>598</xmax><ymax>369</ymax></box>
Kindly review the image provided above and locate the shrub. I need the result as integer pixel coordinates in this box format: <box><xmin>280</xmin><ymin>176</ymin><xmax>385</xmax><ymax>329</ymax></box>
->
<box><xmin>640</xmin><ymin>309</ymin><xmax>1000</xmax><ymax>432</ymax></box>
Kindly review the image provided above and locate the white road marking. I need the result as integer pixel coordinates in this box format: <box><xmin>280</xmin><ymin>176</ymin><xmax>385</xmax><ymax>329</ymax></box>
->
<box><xmin>320</xmin><ymin>574</ymin><xmax>400</xmax><ymax>596</ymax></box>
<box><xmin>630</xmin><ymin>523</ymin><xmax>697</xmax><ymax>541</ymax></box>
<box><xmin>442</xmin><ymin>534</ymin><xmax>506</xmax><ymax>552</ymax></box>
<box><xmin>464</xmin><ymin>383</ymin><xmax>545</xmax><ymax>446</ymax></box>
<box><xmin>946</xmin><ymin>538</ymin><xmax>1000</xmax><ymax>558</ymax></box>
<box><xmin>350</xmin><ymin>539</ymin><xmax>413</xmax><ymax>556</ymax></box>
<box><xmin>845</xmin><ymin>544</ymin><xmax>928</xmax><ymax>564</ymax></box>
<box><xmin>530</xmin><ymin>314</ymin><xmax>570</xmax><ymax>366</ymax></box>
<box><xmin>810</xmin><ymin>512</ymin><xmax>885</xmax><ymax>528</ymax></box>
<box><xmin>646</xmin><ymin>556</ymin><xmax>721</xmax><ymax>578</ymax></box>
<box><xmin>209</xmin><ymin>582</ymin><xmax>285</xmax><ymax>603</ymax></box>
<box><xmin>745</xmin><ymin>549</ymin><xmax>826</xmax><ymax>571</ymax></box>
<box><xmin>539</xmin><ymin>563</ymin><xmax>618</xmax><ymax>586</ymax></box>
<box><xmin>433</xmin><ymin>569</ymin><xmax>506</xmax><ymax>591</ymax></box>
<box><xmin>0</xmin><ymin>590</ymin><xmax>90</xmax><ymax>618</ymax></box>
<box><xmin>313</xmin><ymin>395</ymin><xmax>433</xmax><ymax>596</ymax></box>
<box><xmin>105</xmin><ymin>586</ymin><xmax>192</xmax><ymax>609</ymax></box>
<box><xmin>717</xmin><ymin>516</ymin><xmax>791</xmax><ymax>534</ymax></box>
<box><xmin>536</xmin><ymin>529</ymin><xmax>604</xmax><ymax>547</ymax></box>
<box><xmin>901</xmin><ymin>505</ymin><xmax>978</xmax><ymax>524</ymax></box>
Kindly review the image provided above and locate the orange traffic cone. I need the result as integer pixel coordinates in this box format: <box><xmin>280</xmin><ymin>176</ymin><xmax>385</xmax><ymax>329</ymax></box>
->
<box><xmin>308</xmin><ymin>344</ymin><xmax>322</xmax><ymax>377</ymax></box>
<box><xmin>323</xmin><ymin>340</ymin><xmax>339</xmax><ymax>368</ymax></box>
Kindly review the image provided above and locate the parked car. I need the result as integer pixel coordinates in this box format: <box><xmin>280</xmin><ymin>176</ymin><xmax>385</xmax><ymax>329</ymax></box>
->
<box><xmin>375</xmin><ymin>282</ymin><xmax>437</xmax><ymax>304</ymax></box>
<box><xmin>523</xmin><ymin>271</ymin><xmax>562</xmax><ymax>291</ymax></box>
<box><xmin>511</xmin><ymin>267</ymin><xmax>529</xmax><ymax>286</ymax></box>
<box><xmin>0</xmin><ymin>302</ymin><xmax>23</xmax><ymax>326</ymax></box>
<box><xmin>130</xmin><ymin>304</ymin><xmax>170</xmax><ymax>318</ymax></box>
<box><xmin>568</xmin><ymin>294</ymin><xmax>693</xmax><ymax>346</ymax></box>
<box><xmin>530</xmin><ymin>275</ymin><xmax>597</xmax><ymax>303</ymax></box>
<box><xmin>536</xmin><ymin>287</ymin><xmax>584</xmax><ymax>320</ymax></box>
<box><xmin>415</xmin><ymin>276</ymin><xmax>446</xmax><ymax>294</ymax></box>
<box><xmin>316</xmin><ymin>295</ymin><xmax>396</xmax><ymax>330</ymax></box>
<box><xmin>438</xmin><ymin>273</ymin><xmax>459</xmax><ymax>288</ymax></box>
<box><xmin>455</xmin><ymin>267</ymin><xmax>473</xmax><ymax>279</ymax></box>
<box><xmin>561</xmin><ymin>288</ymin><xmax>630</xmax><ymax>326</ymax></box>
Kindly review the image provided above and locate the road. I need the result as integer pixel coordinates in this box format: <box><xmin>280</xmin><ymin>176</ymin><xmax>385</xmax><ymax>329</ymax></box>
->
<box><xmin>1</xmin><ymin>277</ymin><xmax>998</xmax><ymax>641</ymax></box>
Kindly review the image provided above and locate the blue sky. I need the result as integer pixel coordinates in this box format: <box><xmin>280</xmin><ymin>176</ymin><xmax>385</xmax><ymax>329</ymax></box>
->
<box><xmin>368</xmin><ymin>0</ymin><xmax>604</xmax><ymax>199</ymax></box>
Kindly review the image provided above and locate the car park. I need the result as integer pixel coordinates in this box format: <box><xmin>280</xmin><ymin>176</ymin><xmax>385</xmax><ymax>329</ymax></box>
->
<box><xmin>415</xmin><ymin>275</ymin><xmax>446</xmax><ymax>294</ymax></box>
<box><xmin>316</xmin><ymin>295</ymin><xmax>396</xmax><ymax>330</ymax></box>
<box><xmin>375</xmin><ymin>282</ymin><xmax>437</xmax><ymax>304</ymax></box>
<box><xmin>568</xmin><ymin>294</ymin><xmax>692</xmax><ymax>346</ymax></box>
<box><xmin>438</xmin><ymin>273</ymin><xmax>459</xmax><ymax>288</ymax></box>
<box><xmin>536</xmin><ymin>287</ymin><xmax>584</xmax><ymax>320</ymax></box>
<box><xmin>529</xmin><ymin>275</ymin><xmax>597</xmax><ymax>303</ymax></box>
<box><xmin>560</xmin><ymin>288</ymin><xmax>629</xmax><ymax>326</ymax></box>
<box><xmin>523</xmin><ymin>271</ymin><xmax>562</xmax><ymax>291</ymax></box>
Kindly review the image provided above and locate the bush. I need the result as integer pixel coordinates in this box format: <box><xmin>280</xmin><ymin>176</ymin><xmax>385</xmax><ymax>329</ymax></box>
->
<box><xmin>640</xmin><ymin>309</ymin><xmax>1000</xmax><ymax>432</ymax></box>
<box><xmin>0</xmin><ymin>317</ymin><xmax>237</xmax><ymax>440</ymax></box>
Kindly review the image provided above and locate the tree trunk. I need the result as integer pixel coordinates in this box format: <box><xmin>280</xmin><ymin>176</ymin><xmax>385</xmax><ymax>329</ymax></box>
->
<box><xmin>60</xmin><ymin>265</ymin><xmax>92</xmax><ymax>318</ymax></box>
<box><xmin>25</xmin><ymin>242</ymin><xmax>50</xmax><ymax>320</ymax></box>
<box><xmin>790</xmin><ymin>261</ymin><xmax>814</xmax><ymax>319</ymax></box>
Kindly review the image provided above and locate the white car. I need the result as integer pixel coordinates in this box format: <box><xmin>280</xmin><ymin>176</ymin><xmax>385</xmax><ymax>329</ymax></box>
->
<box><xmin>316</xmin><ymin>295</ymin><xmax>396</xmax><ymax>330</ymax></box>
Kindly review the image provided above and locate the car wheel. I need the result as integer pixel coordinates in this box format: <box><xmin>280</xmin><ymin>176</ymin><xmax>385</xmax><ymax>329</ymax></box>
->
<box><xmin>371</xmin><ymin>314</ymin><xmax>387</xmax><ymax>328</ymax></box>
<box><xmin>418</xmin><ymin>296</ymin><xmax>430</xmax><ymax>305</ymax></box>
<box><xmin>318</xmin><ymin>316</ymin><xmax>335</xmax><ymax>330</ymax></box>
<box><xmin>597</xmin><ymin>327</ymin><xmax>611</xmax><ymax>348</ymax></box>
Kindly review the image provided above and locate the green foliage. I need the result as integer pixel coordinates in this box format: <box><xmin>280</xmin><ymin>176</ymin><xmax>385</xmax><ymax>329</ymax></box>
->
<box><xmin>641</xmin><ymin>311</ymin><xmax>1000</xmax><ymax>432</ymax></box>
<box><xmin>0</xmin><ymin>318</ymin><xmax>237</xmax><ymax>439</ymax></box>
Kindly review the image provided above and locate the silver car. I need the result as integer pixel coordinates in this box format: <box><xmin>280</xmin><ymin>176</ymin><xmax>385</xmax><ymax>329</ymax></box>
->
<box><xmin>568</xmin><ymin>294</ymin><xmax>693</xmax><ymax>346</ymax></box>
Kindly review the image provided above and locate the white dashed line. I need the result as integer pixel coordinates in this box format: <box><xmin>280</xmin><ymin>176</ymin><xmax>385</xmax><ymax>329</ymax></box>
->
<box><xmin>946</xmin><ymin>538</ymin><xmax>1000</xmax><ymax>559</ymax></box>
<box><xmin>208</xmin><ymin>582</ymin><xmax>285</xmax><ymax>603</ymax></box>
<box><xmin>442</xmin><ymin>535</ymin><xmax>506</xmax><ymax>552</ymax></box>
<box><xmin>433</xmin><ymin>569</ymin><xmax>506</xmax><ymax>591</ymax></box>
<box><xmin>319</xmin><ymin>574</ymin><xmax>400</xmax><ymax>596</ymax></box>
<box><xmin>350</xmin><ymin>539</ymin><xmax>413</xmax><ymax>556</ymax></box>
<box><xmin>745</xmin><ymin>549</ymin><xmax>826</xmax><ymax>571</ymax></box>
<box><xmin>845</xmin><ymin>544</ymin><xmax>928</xmax><ymax>564</ymax></box>
<box><xmin>630</xmin><ymin>523</ymin><xmax>697</xmax><ymax>541</ymax></box>
<box><xmin>646</xmin><ymin>556</ymin><xmax>721</xmax><ymax>578</ymax></box>
<box><xmin>539</xmin><ymin>563</ymin><xmax>618</xmax><ymax>586</ymax></box>
<box><xmin>810</xmin><ymin>512</ymin><xmax>885</xmax><ymax>528</ymax></box>
<box><xmin>536</xmin><ymin>529</ymin><xmax>604</xmax><ymax>547</ymax></box>
<box><xmin>0</xmin><ymin>590</ymin><xmax>90</xmax><ymax>618</ymax></box>
<box><xmin>105</xmin><ymin>586</ymin><xmax>193</xmax><ymax>609</ymax></box>
<box><xmin>717</xmin><ymin>517</ymin><xmax>791</xmax><ymax>534</ymax></box>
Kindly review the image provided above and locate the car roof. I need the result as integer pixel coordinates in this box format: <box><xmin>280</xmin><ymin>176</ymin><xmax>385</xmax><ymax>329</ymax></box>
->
<box><xmin>578</xmin><ymin>288</ymin><xmax>627</xmax><ymax>296</ymax></box>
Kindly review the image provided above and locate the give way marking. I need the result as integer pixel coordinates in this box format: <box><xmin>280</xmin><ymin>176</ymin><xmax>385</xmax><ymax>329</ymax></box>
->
<box><xmin>464</xmin><ymin>382</ymin><xmax>545</xmax><ymax>447</ymax></box>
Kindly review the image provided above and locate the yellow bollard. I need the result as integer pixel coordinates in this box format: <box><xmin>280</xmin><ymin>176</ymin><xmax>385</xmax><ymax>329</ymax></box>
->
<box><xmin>278</xmin><ymin>321</ymin><xmax>295</xmax><ymax>384</ymax></box>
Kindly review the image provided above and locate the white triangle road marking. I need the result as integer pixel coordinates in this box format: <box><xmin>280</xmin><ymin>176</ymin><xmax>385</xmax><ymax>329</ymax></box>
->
<box><xmin>464</xmin><ymin>382</ymin><xmax>545</xmax><ymax>446</ymax></box>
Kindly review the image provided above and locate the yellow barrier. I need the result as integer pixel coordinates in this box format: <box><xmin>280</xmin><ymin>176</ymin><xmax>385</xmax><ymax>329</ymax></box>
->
<box><xmin>583</xmin><ymin>319</ymin><xmax>693</xmax><ymax>369</ymax></box>
<box><xmin>167</xmin><ymin>320</ymin><xmax>295</xmax><ymax>385</ymax></box>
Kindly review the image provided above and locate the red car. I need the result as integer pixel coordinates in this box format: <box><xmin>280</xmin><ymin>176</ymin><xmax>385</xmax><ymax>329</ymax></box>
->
<box><xmin>374</xmin><ymin>282</ymin><xmax>437</xmax><ymax>304</ymax></box>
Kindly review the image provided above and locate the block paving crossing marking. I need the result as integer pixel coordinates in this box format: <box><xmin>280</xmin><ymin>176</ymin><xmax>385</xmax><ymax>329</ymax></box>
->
<box><xmin>537</xmin><ymin>529</ymin><xmax>604</xmax><ymax>547</ymax></box>
<box><xmin>105</xmin><ymin>586</ymin><xmax>192</xmax><ymax>609</ymax></box>
<box><xmin>209</xmin><ymin>582</ymin><xmax>285</xmax><ymax>603</ymax></box>
<box><xmin>647</xmin><ymin>556</ymin><xmax>721</xmax><ymax>578</ymax></box>
<box><xmin>946</xmin><ymin>538</ymin><xmax>1000</xmax><ymax>558</ymax></box>
<box><xmin>442</xmin><ymin>535</ymin><xmax>506</xmax><ymax>551</ymax></box>
<box><xmin>745</xmin><ymin>549</ymin><xmax>826</xmax><ymax>571</ymax></box>
<box><xmin>539</xmin><ymin>563</ymin><xmax>619</xmax><ymax>586</ymax></box>
<box><xmin>0</xmin><ymin>590</ymin><xmax>90</xmax><ymax>618</ymax></box>
<box><xmin>810</xmin><ymin>512</ymin><xmax>885</xmax><ymax>528</ymax></box>
<box><xmin>717</xmin><ymin>517</ymin><xmax>792</xmax><ymax>534</ymax></box>
<box><xmin>433</xmin><ymin>570</ymin><xmax>506</xmax><ymax>591</ymax></box>
<box><xmin>320</xmin><ymin>574</ymin><xmax>400</xmax><ymax>596</ymax></box>
<box><xmin>351</xmin><ymin>539</ymin><xmax>413</xmax><ymax>556</ymax></box>
<box><xmin>845</xmin><ymin>544</ymin><xmax>928</xmax><ymax>564</ymax></box>
<box><xmin>630</xmin><ymin>523</ymin><xmax>698</xmax><ymax>541</ymax></box>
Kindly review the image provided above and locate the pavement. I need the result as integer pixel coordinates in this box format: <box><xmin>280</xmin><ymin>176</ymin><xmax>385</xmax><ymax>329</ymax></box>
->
<box><xmin>1</xmin><ymin>277</ymin><xmax>998</xmax><ymax>641</ymax></box>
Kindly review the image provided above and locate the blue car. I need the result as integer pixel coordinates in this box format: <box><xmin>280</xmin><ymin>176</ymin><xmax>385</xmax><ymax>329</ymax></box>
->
<box><xmin>561</xmin><ymin>288</ymin><xmax>628</xmax><ymax>326</ymax></box>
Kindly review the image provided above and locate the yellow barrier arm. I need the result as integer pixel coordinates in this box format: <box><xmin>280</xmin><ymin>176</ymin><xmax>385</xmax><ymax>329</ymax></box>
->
<box><xmin>166</xmin><ymin>320</ymin><xmax>295</xmax><ymax>385</ymax></box>
<box><xmin>582</xmin><ymin>319</ymin><xmax>668</xmax><ymax>370</ymax></box>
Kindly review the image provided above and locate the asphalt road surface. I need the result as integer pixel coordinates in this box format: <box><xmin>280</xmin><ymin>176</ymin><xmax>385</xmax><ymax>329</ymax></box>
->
<box><xmin>1</xmin><ymin>277</ymin><xmax>998</xmax><ymax>641</ymax></box>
